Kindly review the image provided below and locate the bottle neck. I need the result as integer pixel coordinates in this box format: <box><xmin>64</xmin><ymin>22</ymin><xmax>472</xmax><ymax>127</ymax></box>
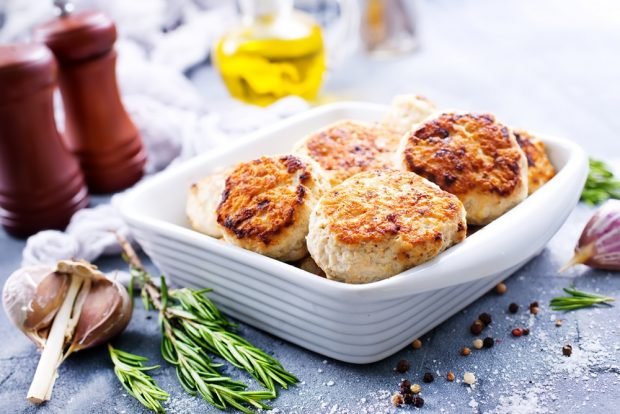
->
<box><xmin>238</xmin><ymin>0</ymin><xmax>294</xmax><ymax>25</ymax></box>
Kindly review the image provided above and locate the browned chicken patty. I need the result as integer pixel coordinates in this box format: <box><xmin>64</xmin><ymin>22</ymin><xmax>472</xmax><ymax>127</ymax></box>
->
<box><xmin>307</xmin><ymin>169</ymin><xmax>467</xmax><ymax>283</ymax></box>
<box><xmin>514</xmin><ymin>129</ymin><xmax>556</xmax><ymax>194</ymax></box>
<box><xmin>382</xmin><ymin>94</ymin><xmax>437</xmax><ymax>135</ymax></box>
<box><xmin>398</xmin><ymin>112</ymin><xmax>528</xmax><ymax>225</ymax></box>
<box><xmin>216</xmin><ymin>155</ymin><xmax>326</xmax><ymax>261</ymax></box>
<box><xmin>293</xmin><ymin>120</ymin><xmax>402</xmax><ymax>187</ymax></box>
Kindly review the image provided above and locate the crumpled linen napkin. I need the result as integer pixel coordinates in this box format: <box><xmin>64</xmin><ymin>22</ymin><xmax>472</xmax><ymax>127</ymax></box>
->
<box><xmin>21</xmin><ymin>204</ymin><xmax>133</xmax><ymax>267</ymax></box>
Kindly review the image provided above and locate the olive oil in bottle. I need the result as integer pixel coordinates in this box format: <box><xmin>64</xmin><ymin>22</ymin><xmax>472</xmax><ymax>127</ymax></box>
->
<box><xmin>214</xmin><ymin>0</ymin><xmax>326</xmax><ymax>106</ymax></box>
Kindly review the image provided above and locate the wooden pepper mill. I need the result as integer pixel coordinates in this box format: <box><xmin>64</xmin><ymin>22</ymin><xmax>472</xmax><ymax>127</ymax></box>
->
<box><xmin>0</xmin><ymin>44</ymin><xmax>89</xmax><ymax>237</ymax></box>
<box><xmin>34</xmin><ymin>2</ymin><xmax>146</xmax><ymax>193</ymax></box>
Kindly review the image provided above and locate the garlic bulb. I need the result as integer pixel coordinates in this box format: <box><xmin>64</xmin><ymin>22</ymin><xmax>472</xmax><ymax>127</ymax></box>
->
<box><xmin>564</xmin><ymin>200</ymin><xmax>620</xmax><ymax>271</ymax></box>
<box><xmin>2</xmin><ymin>260</ymin><xmax>132</xmax><ymax>403</ymax></box>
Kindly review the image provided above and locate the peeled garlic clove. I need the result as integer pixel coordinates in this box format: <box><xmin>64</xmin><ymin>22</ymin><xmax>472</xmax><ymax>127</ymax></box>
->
<box><xmin>564</xmin><ymin>200</ymin><xmax>620</xmax><ymax>270</ymax></box>
<box><xmin>69</xmin><ymin>276</ymin><xmax>132</xmax><ymax>352</ymax></box>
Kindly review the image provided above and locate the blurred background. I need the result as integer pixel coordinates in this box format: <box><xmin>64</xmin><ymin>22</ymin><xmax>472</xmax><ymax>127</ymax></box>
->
<box><xmin>1</xmin><ymin>0</ymin><xmax>618</xmax><ymax>157</ymax></box>
<box><xmin>2</xmin><ymin>0</ymin><xmax>618</xmax><ymax>237</ymax></box>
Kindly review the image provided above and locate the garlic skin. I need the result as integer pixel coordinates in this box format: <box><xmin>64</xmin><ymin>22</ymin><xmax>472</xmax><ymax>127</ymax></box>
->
<box><xmin>567</xmin><ymin>200</ymin><xmax>620</xmax><ymax>271</ymax></box>
<box><xmin>2</xmin><ymin>265</ymin><xmax>59</xmax><ymax>347</ymax></box>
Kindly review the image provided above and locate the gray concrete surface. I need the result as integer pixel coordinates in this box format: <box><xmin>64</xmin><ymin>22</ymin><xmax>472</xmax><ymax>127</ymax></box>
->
<box><xmin>1</xmin><ymin>0</ymin><xmax>620</xmax><ymax>413</ymax></box>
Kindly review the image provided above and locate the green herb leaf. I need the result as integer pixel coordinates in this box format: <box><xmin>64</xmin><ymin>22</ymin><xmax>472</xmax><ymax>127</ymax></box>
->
<box><xmin>108</xmin><ymin>344</ymin><xmax>169</xmax><ymax>413</ymax></box>
<box><xmin>550</xmin><ymin>286</ymin><xmax>615</xmax><ymax>311</ymax></box>
<box><xmin>581</xmin><ymin>158</ymin><xmax>620</xmax><ymax>205</ymax></box>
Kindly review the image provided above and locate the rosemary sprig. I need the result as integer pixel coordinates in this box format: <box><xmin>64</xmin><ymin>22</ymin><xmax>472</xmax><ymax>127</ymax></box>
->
<box><xmin>117</xmin><ymin>235</ymin><xmax>296</xmax><ymax>413</ymax></box>
<box><xmin>550</xmin><ymin>286</ymin><xmax>615</xmax><ymax>311</ymax></box>
<box><xmin>108</xmin><ymin>344</ymin><xmax>169</xmax><ymax>413</ymax></box>
<box><xmin>171</xmin><ymin>288</ymin><xmax>298</xmax><ymax>392</ymax></box>
<box><xmin>581</xmin><ymin>158</ymin><xmax>620</xmax><ymax>205</ymax></box>
<box><xmin>159</xmin><ymin>283</ymin><xmax>274</xmax><ymax>414</ymax></box>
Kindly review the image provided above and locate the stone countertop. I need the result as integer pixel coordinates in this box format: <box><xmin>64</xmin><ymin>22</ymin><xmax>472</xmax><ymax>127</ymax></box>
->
<box><xmin>1</xmin><ymin>0</ymin><xmax>620</xmax><ymax>413</ymax></box>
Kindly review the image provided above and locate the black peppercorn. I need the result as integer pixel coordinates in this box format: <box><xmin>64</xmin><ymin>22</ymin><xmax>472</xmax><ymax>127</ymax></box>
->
<box><xmin>478</xmin><ymin>312</ymin><xmax>492</xmax><ymax>326</ymax></box>
<box><xmin>522</xmin><ymin>328</ymin><xmax>530</xmax><ymax>336</ymax></box>
<box><xmin>483</xmin><ymin>337</ymin><xmax>495</xmax><ymax>348</ymax></box>
<box><xmin>562</xmin><ymin>344</ymin><xmax>572</xmax><ymax>357</ymax></box>
<box><xmin>470</xmin><ymin>320</ymin><xmax>484</xmax><ymax>335</ymax></box>
<box><xmin>399</xmin><ymin>379</ymin><xmax>412</xmax><ymax>394</ymax></box>
<box><xmin>413</xmin><ymin>396</ymin><xmax>425</xmax><ymax>408</ymax></box>
<box><xmin>395</xmin><ymin>359</ymin><xmax>410</xmax><ymax>373</ymax></box>
<box><xmin>403</xmin><ymin>393</ymin><xmax>414</xmax><ymax>405</ymax></box>
<box><xmin>508</xmin><ymin>303</ymin><xmax>519</xmax><ymax>314</ymax></box>
<box><xmin>422</xmin><ymin>372</ymin><xmax>434</xmax><ymax>383</ymax></box>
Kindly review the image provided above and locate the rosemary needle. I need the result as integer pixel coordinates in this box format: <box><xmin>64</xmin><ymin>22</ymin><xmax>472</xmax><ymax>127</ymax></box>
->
<box><xmin>108</xmin><ymin>344</ymin><xmax>169</xmax><ymax>413</ymax></box>
<box><xmin>550</xmin><ymin>286</ymin><xmax>615</xmax><ymax>311</ymax></box>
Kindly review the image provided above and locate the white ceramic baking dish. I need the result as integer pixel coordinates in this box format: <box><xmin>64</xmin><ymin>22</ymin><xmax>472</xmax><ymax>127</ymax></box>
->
<box><xmin>118</xmin><ymin>102</ymin><xmax>588</xmax><ymax>363</ymax></box>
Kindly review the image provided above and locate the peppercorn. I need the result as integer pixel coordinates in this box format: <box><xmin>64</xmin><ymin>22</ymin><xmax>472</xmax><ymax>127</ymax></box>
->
<box><xmin>511</xmin><ymin>328</ymin><xmax>523</xmax><ymax>337</ymax></box>
<box><xmin>422</xmin><ymin>372</ymin><xmax>434</xmax><ymax>383</ymax></box>
<box><xmin>495</xmin><ymin>282</ymin><xmax>507</xmax><ymax>294</ymax></box>
<box><xmin>562</xmin><ymin>344</ymin><xmax>572</xmax><ymax>357</ymax></box>
<box><xmin>555</xmin><ymin>319</ymin><xmax>563</xmax><ymax>327</ymax></box>
<box><xmin>522</xmin><ymin>328</ymin><xmax>530</xmax><ymax>336</ymax></box>
<box><xmin>463</xmin><ymin>372</ymin><xmax>476</xmax><ymax>385</ymax></box>
<box><xmin>391</xmin><ymin>392</ymin><xmax>404</xmax><ymax>407</ymax></box>
<box><xmin>403</xmin><ymin>393</ymin><xmax>414</xmax><ymax>405</ymax></box>
<box><xmin>410</xmin><ymin>383</ymin><xmax>421</xmax><ymax>394</ymax></box>
<box><xmin>395</xmin><ymin>359</ymin><xmax>410</xmax><ymax>373</ymax></box>
<box><xmin>508</xmin><ymin>302</ymin><xmax>519</xmax><ymax>314</ymax></box>
<box><xmin>412</xmin><ymin>339</ymin><xmax>422</xmax><ymax>350</ymax></box>
<box><xmin>413</xmin><ymin>396</ymin><xmax>425</xmax><ymax>408</ymax></box>
<box><xmin>461</xmin><ymin>347</ymin><xmax>471</xmax><ymax>356</ymax></box>
<box><xmin>399</xmin><ymin>379</ymin><xmax>412</xmax><ymax>394</ymax></box>
<box><xmin>529</xmin><ymin>301</ymin><xmax>540</xmax><ymax>315</ymax></box>
<box><xmin>483</xmin><ymin>337</ymin><xmax>495</xmax><ymax>348</ymax></box>
<box><xmin>471</xmin><ymin>338</ymin><xmax>483</xmax><ymax>349</ymax></box>
<box><xmin>478</xmin><ymin>312</ymin><xmax>492</xmax><ymax>326</ymax></box>
<box><xmin>470</xmin><ymin>320</ymin><xmax>484</xmax><ymax>335</ymax></box>
<box><xmin>446</xmin><ymin>371</ymin><xmax>455</xmax><ymax>382</ymax></box>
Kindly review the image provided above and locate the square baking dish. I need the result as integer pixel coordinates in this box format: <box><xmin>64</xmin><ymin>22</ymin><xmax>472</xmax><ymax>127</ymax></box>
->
<box><xmin>118</xmin><ymin>102</ymin><xmax>588</xmax><ymax>363</ymax></box>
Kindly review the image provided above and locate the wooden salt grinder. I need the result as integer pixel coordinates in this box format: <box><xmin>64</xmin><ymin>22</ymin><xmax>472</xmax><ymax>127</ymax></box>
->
<box><xmin>0</xmin><ymin>44</ymin><xmax>89</xmax><ymax>237</ymax></box>
<box><xmin>34</xmin><ymin>5</ymin><xmax>146</xmax><ymax>193</ymax></box>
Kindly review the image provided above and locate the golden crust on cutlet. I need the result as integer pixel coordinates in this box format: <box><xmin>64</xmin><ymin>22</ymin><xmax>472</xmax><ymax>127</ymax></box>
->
<box><xmin>319</xmin><ymin>170</ymin><xmax>466</xmax><ymax>246</ymax></box>
<box><xmin>216</xmin><ymin>155</ymin><xmax>324</xmax><ymax>261</ymax></box>
<box><xmin>514</xmin><ymin>129</ymin><xmax>556</xmax><ymax>194</ymax></box>
<box><xmin>399</xmin><ymin>112</ymin><xmax>528</xmax><ymax>225</ymax></box>
<box><xmin>307</xmin><ymin>170</ymin><xmax>467</xmax><ymax>283</ymax></box>
<box><xmin>294</xmin><ymin>120</ymin><xmax>402</xmax><ymax>186</ymax></box>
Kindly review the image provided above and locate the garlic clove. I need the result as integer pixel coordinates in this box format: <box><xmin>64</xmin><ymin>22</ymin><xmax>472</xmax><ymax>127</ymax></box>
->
<box><xmin>2</xmin><ymin>265</ymin><xmax>56</xmax><ymax>348</ymax></box>
<box><xmin>70</xmin><ymin>277</ymin><xmax>132</xmax><ymax>352</ymax></box>
<box><xmin>24</xmin><ymin>271</ymin><xmax>70</xmax><ymax>338</ymax></box>
<box><xmin>565</xmin><ymin>200</ymin><xmax>620</xmax><ymax>271</ymax></box>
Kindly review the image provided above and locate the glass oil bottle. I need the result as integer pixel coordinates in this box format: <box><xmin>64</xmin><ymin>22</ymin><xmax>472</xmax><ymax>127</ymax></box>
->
<box><xmin>214</xmin><ymin>0</ymin><xmax>326</xmax><ymax>106</ymax></box>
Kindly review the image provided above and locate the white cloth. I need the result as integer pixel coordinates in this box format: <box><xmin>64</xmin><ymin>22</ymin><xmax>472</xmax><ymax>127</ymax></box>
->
<box><xmin>22</xmin><ymin>231</ymin><xmax>81</xmax><ymax>267</ymax></box>
<box><xmin>65</xmin><ymin>204</ymin><xmax>134</xmax><ymax>260</ymax></box>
